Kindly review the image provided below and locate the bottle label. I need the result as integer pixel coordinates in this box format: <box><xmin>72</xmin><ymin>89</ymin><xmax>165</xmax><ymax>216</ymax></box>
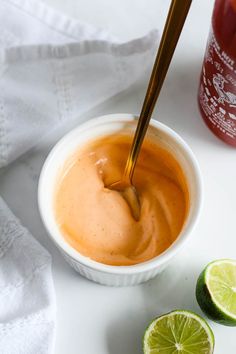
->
<box><xmin>199</xmin><ymin>28</ymin><xmax>236</xmax><ymax>143</ymax></box>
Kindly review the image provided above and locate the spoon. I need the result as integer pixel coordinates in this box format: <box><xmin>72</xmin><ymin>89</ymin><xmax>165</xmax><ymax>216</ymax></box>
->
<box><xmin>108</xmin><ymin>0</ymin><xmax>192</xmax><ymax>220</ymax></box>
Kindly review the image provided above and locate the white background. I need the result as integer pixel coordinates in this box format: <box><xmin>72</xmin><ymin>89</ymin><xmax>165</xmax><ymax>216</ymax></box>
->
<box><xmin>1</xmin><ymin>0</ymin><xmax>236</xmax><ymax>353</ymax></box>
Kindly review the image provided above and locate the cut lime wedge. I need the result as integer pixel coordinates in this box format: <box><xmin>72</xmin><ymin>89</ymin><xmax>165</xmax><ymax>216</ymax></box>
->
<box><xmin>143</xmin><ymin>310</ymin><xmax>214</xmax><ymax>354</ymax></box>
<box><xmin>196</xmin><ymin>259</ymin><xmax>236</xmax><ymax>326</ymax></box>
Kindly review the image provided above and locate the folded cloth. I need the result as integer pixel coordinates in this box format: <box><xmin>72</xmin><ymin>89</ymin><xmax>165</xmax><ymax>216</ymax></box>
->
<box><xmin>0</xmin><ymin>197</ymin><xmax>56</xmax><ymax>354</ymax></box>
<box><xmin>0</xmin><ymin>0</ymin><xmax>159</xmax><ymax>353</ymax></box>
<box><xmin>0</xmin><ymin>0</ymin><xmax>158</xmax><ymax>168</ymax></box>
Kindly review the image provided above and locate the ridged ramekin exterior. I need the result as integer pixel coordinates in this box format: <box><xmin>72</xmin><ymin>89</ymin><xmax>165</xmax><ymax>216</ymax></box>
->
<box><xmin>61</xmin><ymin>251</ymin><xmax>166</xmax><ymax>286</ymax></box>
<box><xmin>38</xmin><ymin>114</ymin><xmax>203</xmax><ymax>288</ymax></box>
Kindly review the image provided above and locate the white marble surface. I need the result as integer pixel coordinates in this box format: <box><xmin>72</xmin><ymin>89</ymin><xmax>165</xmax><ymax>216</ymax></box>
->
<box><xmin>1</xmin><ymin>0</ymin><xmax>236</xmax><ymax>353</ymax></box>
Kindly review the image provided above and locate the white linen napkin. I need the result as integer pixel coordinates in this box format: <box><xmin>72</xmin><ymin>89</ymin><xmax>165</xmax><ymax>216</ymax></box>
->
<box><xmin>0</xmin><ymin>197</ymin><xmax>56</xmax><ymax>354</ymax></box>
<box><xmin>0</xmin><ymin>0</ymin><xmax>158</xmax><ymax>168</ymax></box>
<box><xmin>0</xmin><ymin>0</ymin><xmax>158</xmax><ymax>353</ymax></box>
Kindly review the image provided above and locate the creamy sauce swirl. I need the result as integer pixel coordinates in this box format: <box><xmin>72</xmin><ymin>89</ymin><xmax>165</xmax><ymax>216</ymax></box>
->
<box><xmin>55</xmin><ymin>134</ymin><xmax>188</xmax><ymax>266</ymax></box>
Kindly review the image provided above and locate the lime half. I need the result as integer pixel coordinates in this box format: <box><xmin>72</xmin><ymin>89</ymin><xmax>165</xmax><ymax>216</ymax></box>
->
<box><xmin>143</xmin><ymin>310</ymin><xmax>214</xmax><ymax>354</ymax></box>
<box><xmin>196</xmin><ymin>259</ymin><xmax>236</xmax><ymax>326</ymax></box>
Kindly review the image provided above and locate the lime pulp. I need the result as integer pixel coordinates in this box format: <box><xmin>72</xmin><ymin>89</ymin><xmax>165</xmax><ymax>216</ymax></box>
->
<box><xmin>143</xmin><ymin>310</ymin><xmax>214</xmax><ymax>353</ymax></box>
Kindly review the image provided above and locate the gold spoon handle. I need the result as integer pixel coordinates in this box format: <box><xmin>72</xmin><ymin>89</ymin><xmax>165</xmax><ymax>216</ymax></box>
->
<box><xmin>123</xmin><ymin>0</ymin><xmax>192</xmax><ymax>183</ymax></box>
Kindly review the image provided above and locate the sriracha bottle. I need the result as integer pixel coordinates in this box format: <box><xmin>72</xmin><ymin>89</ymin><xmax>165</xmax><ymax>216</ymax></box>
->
<box><xmin>198</xmin><ymin>0</ymin><xmax>236</xmax><ymax>146</ymax></box>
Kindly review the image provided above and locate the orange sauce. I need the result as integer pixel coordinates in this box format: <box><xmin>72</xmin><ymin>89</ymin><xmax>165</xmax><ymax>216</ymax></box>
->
<box><xmin>54</xmin><ymin>134</ymin><xmax>189</xmax><ymax>266</ymax></box>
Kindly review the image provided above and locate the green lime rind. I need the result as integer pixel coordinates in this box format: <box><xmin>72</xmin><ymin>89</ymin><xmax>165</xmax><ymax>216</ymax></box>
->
<box><xmin>196</xmin><ymin>259</ymin><xmax>236</xmax><ymax>327</ymax></box>
<box><xmin>143</xmin><ymin>309</ymin><xmax>214</xmax><ymax>354</ymax></box>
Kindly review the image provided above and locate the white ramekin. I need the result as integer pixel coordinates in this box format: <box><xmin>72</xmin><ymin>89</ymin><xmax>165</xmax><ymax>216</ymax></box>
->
<box><xmin>38</xmin><ymin>114</ymin><xmax>203</xmax><ymax>287</ymax></box>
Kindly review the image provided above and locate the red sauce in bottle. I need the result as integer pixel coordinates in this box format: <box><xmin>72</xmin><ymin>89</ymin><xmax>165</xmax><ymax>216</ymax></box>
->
<box><xmin>198</xmin><ymin>0</ymin><xmax>236</xmax><ymax>146</ymax></box>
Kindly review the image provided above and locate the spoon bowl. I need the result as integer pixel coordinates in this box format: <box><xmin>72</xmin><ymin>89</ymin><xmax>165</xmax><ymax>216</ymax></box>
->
<box><xmin>108</xmin><ymin>180</ymin><xmax>140</xmax><ymax>220</ymax></box>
